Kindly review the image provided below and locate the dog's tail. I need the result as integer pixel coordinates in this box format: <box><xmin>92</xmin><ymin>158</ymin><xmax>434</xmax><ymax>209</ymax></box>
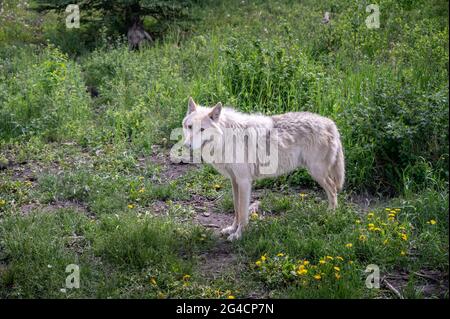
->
<box><xmin>329</xmin><ymin>139</ymin><xmax>345</xmax><ymax>192</ymax></box>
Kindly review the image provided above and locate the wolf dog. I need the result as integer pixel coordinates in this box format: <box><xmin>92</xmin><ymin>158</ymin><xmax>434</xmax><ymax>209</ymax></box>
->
<box><xmin>182</xmin><ymin>97</ymin><xmax>345</xmax><ymax>241</ymax></box>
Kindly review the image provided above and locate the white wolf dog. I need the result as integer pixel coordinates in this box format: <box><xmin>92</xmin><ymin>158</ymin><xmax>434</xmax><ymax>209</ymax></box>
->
<box><xmin>181</xmin><ymin>97</ymin><xmax>345</xmax><ymax>241</ymax></box>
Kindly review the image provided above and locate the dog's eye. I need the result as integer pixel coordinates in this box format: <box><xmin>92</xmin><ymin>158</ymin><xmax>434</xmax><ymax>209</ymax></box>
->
<box><xmin>187</xmin><ymin>125</ymin><xmax>192</xmax><ymax>130</ymax></box>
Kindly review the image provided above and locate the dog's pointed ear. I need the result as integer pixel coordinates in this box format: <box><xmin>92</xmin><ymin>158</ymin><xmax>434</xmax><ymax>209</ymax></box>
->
<box><xmin>209</xmin><ymin>102</ymin><xmax>222</xmax><ymax>121</ymax></box>
<box><xmin>187</xmin><ymin>97</ymin><xmax>197</xmax><ymax>114</ymax></box>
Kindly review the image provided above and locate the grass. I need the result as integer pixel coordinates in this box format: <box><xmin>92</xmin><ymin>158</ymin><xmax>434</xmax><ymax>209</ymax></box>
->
<box><xmin>0</xmin><ymin>0</ymin><xmax>448</xmax><ymax>298</ymax></box>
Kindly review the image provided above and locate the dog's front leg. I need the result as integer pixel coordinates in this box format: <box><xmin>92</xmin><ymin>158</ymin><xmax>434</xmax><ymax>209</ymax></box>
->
<box><xmin>227</xmin><ymin>179</ymin><xmax>251</xmax><ymax>241</ymax></box>
<box><xmin>220</xmin><ymin>179</ymin><xmax>239</xmax><ymax>236</ymax></box>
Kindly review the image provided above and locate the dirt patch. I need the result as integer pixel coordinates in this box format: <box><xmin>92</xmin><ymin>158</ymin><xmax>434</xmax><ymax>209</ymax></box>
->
<box><xmin>20</xmin><ymin>200</ymin><xmax>94</xmax><ymax>218</ymax></box>
<box><xmin>382</xmin><ymin>269</ymin><xmax>449</xmax><ymax>298</ymax></box>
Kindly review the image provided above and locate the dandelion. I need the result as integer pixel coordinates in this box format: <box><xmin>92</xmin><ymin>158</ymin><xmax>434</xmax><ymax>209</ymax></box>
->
<box><xmin>359</xmin><ymin>235</ymin><xmax>367</xmax><ymax>241</ymax></box>
<box><xmin>128</xmin><ymin>204</ymin><xmax>135</xmax><ymax>209</ymax></box>
<box><xmin>227</xmin><ymin>295</ymin><xmax>236</xmax><ymax>299</ymax></box>
<box><xmin>400</xmin><ymin>251</ymin><xmax>406</xmax><ymax>256</ymax></box>
<box><xmin>297</xmin><ymin>266</ymin><xmax>308</xmax><ymax>276</ymax></box>
<box><xmin>138</xmin><ymin>188</ymin><xmax>145</xmax><ymax>193</ymax></box>
<box><xmin>313</xmin><ymin>274</ymin><xmax>322</xmax><ymax>280</ymax></box>
<box><xmin>336</xmin><ymin>256</ymin><xmax>344</xmax><ymax>261</ymax></box>
<box><xmin>303</xmin><ymin>260</ymin><xmax>310</xmax><ymax>266</ymax></box>
<box><xmin>383</xmin><ymin>239</ymin><xmax>389</xmax><ymax>245</ymax></box>
<box><xmin>367</xmin><ymin>212</ymin><xmax>374</xmax><ymax>218</ymax></box>
<box><xmin>345</xmin><ymin>243</ymin><xmax>353</xmax><ymax>248</ymax></box>
<box><xmin>299</xmin><ymin>193</ymin><xmax>307</xmax><ymax>199</ymax></box>
<box><xmin>0</xmin><ymin>199</ymin><xmax>6</xmax><ymax>206</ymax></box>
<box><xmin>326</xmin><ymin>256</ymin><xmax>334</xmax><ymax>260</ymax></box>
<box><xmin>355</xmin><ymin>219</ymin><xmax>361</xmax><ymax>224</ymax></box>
<box><xmin>213</xmin><ymin>184</ymin><xmax>222</xmax><ymax>190</ymax></box>
<box><xmin>388</xmin><ymin>213</ymin><xmax>395</xmax><ymax>218</ymax></box>
<box><xmin>400</xmin><ymin>233</ymin><xmax>407</xmax><ymax>241</ymax></box>
<box><xmin>261</xmin><ymin>255</ymin><xmax>267</xmax><ymax>262</ymax></box>
<box><xmin>182</xmin><ymin>274</ymin><xmax>191</xmax><ymax>281</ymax></box>
<box><xmin>335</xmin><ymin>273</ymin><xmax>341</xmax><ymax>280</ymax></box>
<box><xmin>368</xmin><ymin>223</ymin><xmax>375</xmax><ymax>230</ymax></box>
<box><xmin>251</xmin><ymin>212</ymin><xmax>259</xmax><ymax>220</ymax></box>
<box><xmin>277</xmin><ymin>253</ymin><xmax>285</xmax><ymax>257</ymax></box>
<box><xmin>319</xmin><ymin>259</ymin><xmax>326</xmax><ymax>264</ymax></box>
<box><xmin>427</xmin><ymin>219</ymin><xmax>437</xmax><ymax>225</ymax></box>
<box><xmin>255</xmin><ymin>260</ymin><xmax>262</xmax><ymax>267</ymax></box>
<box><xmin>334</xmin><ymin>266</ymin><xmax>340</xmax><ymax>272</ymax></box>
<box><xmin>150</xmin><ymin>278</ymin><xmax>157</xmax><ymax>286</ymax></box>
<box><xmin>385</xmin><ymin>208</ymin><xmax>391</xmax><ymax>211</ymax></box>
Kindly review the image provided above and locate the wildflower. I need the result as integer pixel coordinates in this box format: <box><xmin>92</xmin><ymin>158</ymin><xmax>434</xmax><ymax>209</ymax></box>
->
<box><xmin>128</xmin><ymin>204</ymin><xmax>135</xmax><ymax>209</ymax></box>
<box><xmin>251</xmin><ymin>212</ymin><xmax>259</xmax><ymax>220</ymax></box>
<box><xmin>277</xmin><ymin>253</ymin><xmax>284</xmax><ymax>257</ymax></box>
<box><xmin>336</xmin><ymin>256</ymin><xmax>344</xmax><ymax>261</ymax></box>
<box><xmin>182</xmin><ymin>274</ymin><xmax>191</xmax><ymax>281</ymax></box>
<box><xmin>388</xmin><ymin>213</ymin><xmax>395</xmax><ymax>218</ymax></box>
<box><xmin>335</xmin><ymin>273</ymin><xmax>341</xmax><ymax>280</ymax></box>
<box><xmin>227</xmin><ymin>295</ymin><xmax>236</xmax><ymax>299</ymax></box>
<box><xmin>388</xmin><ymin>217</ymin><xmax>395</xmax><ymax>222</ymax></box>
<box><xmin>345</xmin><ymin>243</ymin><xmax>353</xmax><ymax>248</ymax></box>
<box><xmin>0</xmin><ymin>199</ymin><xmax>5</xmax><ymax>206</ymax></box>
<box><xmin>297</xmin><ymin>267</ymin><xmax>308</xmax><ymax>276</ymax></box>
<box><xmin>355</xmin><ymin>219</ymin><xmax>361</xmax><ymax>224</ymax></box>
<box><xmin>213</xmin><ymin>184</ymin><xmax>222</xmax><ymax>190</ymax></box>
<box><xmin>427</xmin><ymin>219</ymin><xmax>437</xmax><ymax>225</ymax></box>
<box><xmin>303</xmin><ymin>260</ymin><xmax>310</xmax><ymax>266</ymax></box>
<box><xmin>255</xmin><ymin>260</ymin><xmax>262</xmax><ymax>267</ymax></box>
<box><xmin>394</xmin><ymin>208</ymin><xmax>401</xmax><ymax>212</ymax></box>
<box><xmin>261</xmin><ymin>255</ymin><xmax>267</xmax><ymax>262</ymax></box>
<box><xmin>367</xmin><ymin>212</ymin><xmax>374</xmax><ymax>218</ymax></box>
<box><xmin>385</xmin><ymin>208</ymin><xmax>391</xmax><ymax>211</ymax></box>
<box><xmin>326</xmin><ymin>256</ymin><xmax>334</xmax><ymax>260</ymax></box>
<box><xmin>373</xmin><ymin>227</ymin><xmax>382</xmax><ymax>232</ymax></box>
<box><xmin>368</xmin><ymin>223</ymin><xmax>375</xmax><ymax>229</ymax></box>
<box><xmin>334</xmin><ymin>266</ymin><xmax>340</xmax><ymax>272</ymax></box>
<box><xmin>383</xmin><ymin>239</ymin><xmax>389</xmax><ymax>245</ymax></box>
<box><xmin>150</xmin><ymin>278</ymin><xmax>157</xmax><ymax>286</ymax></box>
<box><xmin>359</xmin><ymin>235</ymin><xmax>367</xmax><ymax>241</ymax></box>
<box><xmin>400</xmin><ymin>251</ymin><xmax>406</xmax><ymax>256</ymax></box>
<box><xmin>138</xmin><ymin>188</ymin><xmax>145</xmax><ymax>193</ymax></box>
<box><xmin>299</xmin><ymin>193</ymin><xmax>307</xmax><ymax>199</ymax></box>
<box><xmin>319</xmin><ymin>259</ymin><xmax>326</xmax><ymax>264</ymax></box>
<box><xmin>400</xmin><ymin>233</ymin><xmax>407</xmax><ymax>241</ymax></box>
<box><xmin>313</xmin><ymin>274</ymin><xmax>322</xmax><ymax>280</ymax></box>
<box><xmin>348</xmin><ymin>261</ymin><xmax>354</xmax><ymax>265</ymax></box>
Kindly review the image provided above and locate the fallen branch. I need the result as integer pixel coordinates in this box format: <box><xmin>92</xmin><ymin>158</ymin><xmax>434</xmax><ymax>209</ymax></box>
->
<box><xmin>383</xmin><ymin>278</ymin><xmax>404</xmax><ymax>299</ymax></box>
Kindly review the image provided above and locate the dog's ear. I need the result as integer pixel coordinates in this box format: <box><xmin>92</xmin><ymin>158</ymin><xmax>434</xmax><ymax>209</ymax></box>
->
<box><xmin>187</xmin><ymin>97</ymin><xmax>197</xmax><ymax>114</ymax></box>
<box><xmin>209</xmin><ymin>102</ymin><xmax>222</xmax><ymax>121</ymax></box>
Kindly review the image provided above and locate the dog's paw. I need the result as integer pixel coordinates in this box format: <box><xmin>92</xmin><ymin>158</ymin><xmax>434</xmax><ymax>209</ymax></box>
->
<box><xmin>226</xmin><ymin>231</ymin><xmax>242</xmax><ymax>242</ymax></box>
<box><xmin>220</xmin><ymin>225</ymin><xmax>236</xmax><ymax>236</ymax></box>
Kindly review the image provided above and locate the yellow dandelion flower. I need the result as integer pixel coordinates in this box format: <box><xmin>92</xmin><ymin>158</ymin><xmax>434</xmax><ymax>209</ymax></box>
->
<box><xmin>227</xmin><ymin>295</ymin><xmax>236</xmax><ymax>299</ymax></box>
<box><xmin>303</xmin><ymin>260</ymin><xmax>310</xmax><ymax>265</ymax></box>
<box><xmin>138</xmin><ymin>188</ymin><xmax>145</xmax><ymax>193</ymax></box>
<box><xmin>368</xmin><ymin>223</ymin><xmax>375</xmax><ymax>229</ymax></box>
<box><xmin>428</xmin><ymin>219</ymin><xmax>437</xmax><ymax>225</ymax></box>
<box><xmin>336</xmin><ymin>256</ymin><xmax>344</xmax><ymax>261</ymax></box>
<box><xmin>367</xmin><ymin>212</ymin><xmax>374</xmax><ymax>218</ymax></box>
<box><xmin>251</xmin><ymin>212</ymin><xmax>259</xmax><ymax>220</ymax></box>
<box><xmin>388</xmin><ymin>213</ymin><xmax>395</xmax><ymax>218</ymax></box>
<box><xmin>400</xmin><ymin>251</ymin><xmax>406</xmax><ymax>256</ymax></box>
<box><xmin>335</xmin><ymin>273</ymin><xmax>341</xmax><ymax>280</ymax></box>
<box><xmin>261</xmin><ymin>255</ymin><xmax>267</xmax><ymax>262</ymax></box>
<box><xmin>319</xmin><ymin>259</ymin><xmax>326</xmax><ymax>264</ymax></box>
<box><xmin>334</xmin><ymin>266</ymin><xmax>340</xmax><ymax>272</ymax></box>
<box><xmin>213</xmin><ymin>184</ymin><xmax>222</xmax><ymax>190</ymax></box>
<box><xmin>326</xmin><ymin>256</ymin><xmax>334</xmax><ymax>260</ymax></box>
<box><xmin>127</xmin><ymin>204</ymin><xmax>135</xmax><ymax>209</ymax></box>
<box><xmin>299</xmin><ymin>193</ymin><xmax>307</xmax><ymax>198</ymax></box>
<box><xmin>0</xmin><ymin>199</ymin><xmax>6</xmax><ymax>206</ymax></box>
<box><xmin>255</xmin><ymin>260</ymin><xmax>262</xmax><ymax>267</ymax></box>
<box><xmin>297</xmin><ymin>268</ymin><xmax>308</xmax><ymax>276</ymax></box>
<box><xmin>385</xmin><ymin>208</ymin><xmax>391</xmax><ymax>211</ymax></box>
<box><xmin>394</xmin><ymin>208</ymin><xmax>401</xmax><ymax>212</ymax></box>
<box><xmin>150</xmin><ymin>278</ymin><xmax>157</xmax><ymax>286</ymax></box>
<box><xmin>182</xmin><ymin>274</ymin><xmax>191</xmax><ymax>281</ymax></box>
<box><xmin>383</xmin><ymin>239</ymin><xmax>389</xmax><ymax>245</ymax></box>
<box><xmin>400</xmin><ymin>233</ymin><xmax>407</xmax><ymax>241</ymax></box>
<box><xmin>345</xmin><ymin>243</ymin><xmax>353</xmax><ymax>248</ymax></box>
<box><xmin>313</xmin><ymin>274</ymin><xmax>322</xmax><ymax>280</ymax></box>
<box><xmin>355</xmin><ymin>219</ymin><xmax>361</xmax><ymax>224</ymax></box>
<box><xmin>277</xmin><ymin>253</ymin><xmax>284</xmax><ymax>257</ymax></box>
<box><xmin>359</xmin><ymin>235</ymin><xmax>367</xmax><ymax>241</ymax></box>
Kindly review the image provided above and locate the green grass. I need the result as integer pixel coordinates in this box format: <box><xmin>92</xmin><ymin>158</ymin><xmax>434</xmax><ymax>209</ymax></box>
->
<box><xmin>0</xmin><ymin>0</ymin><xmax>448</xmax><ymax>298</ymax></box>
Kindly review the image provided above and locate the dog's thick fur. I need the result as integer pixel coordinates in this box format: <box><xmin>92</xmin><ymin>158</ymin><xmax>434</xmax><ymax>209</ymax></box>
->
<box><xmin>182</xmin><ymin>97</ymin><xmax>345</xmax><ymax>241</ymax></box>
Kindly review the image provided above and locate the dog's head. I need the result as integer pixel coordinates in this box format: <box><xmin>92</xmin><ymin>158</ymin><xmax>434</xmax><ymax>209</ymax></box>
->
<box><xmin>182</xmin><ymin>97</ymin><xmax>223</xmax><ymax>151</ymax></box>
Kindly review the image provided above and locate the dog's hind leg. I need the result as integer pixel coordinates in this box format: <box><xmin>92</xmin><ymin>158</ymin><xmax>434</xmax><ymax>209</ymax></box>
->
<box><xmin>308</xmin><ymin>164</ymin><xmax>337</xmax><ymax>210</ymax></box>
